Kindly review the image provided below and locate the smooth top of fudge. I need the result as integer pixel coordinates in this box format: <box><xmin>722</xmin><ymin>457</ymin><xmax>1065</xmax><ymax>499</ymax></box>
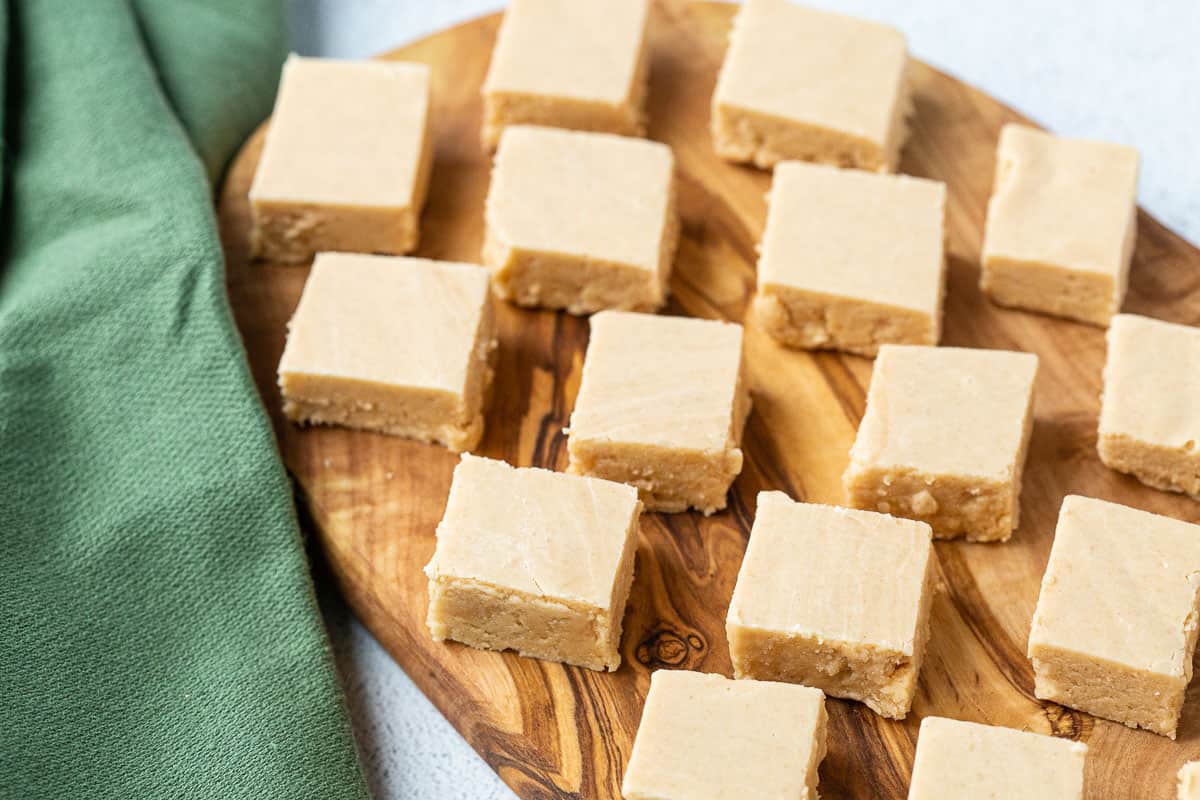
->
<box><xmin>570</xmin><ymin>311</ymin><xmax>745</xmax><ymax>453</ymax></box>
<box><xmin>425</xmin><ymin>454</ymin><xmax>640</xmax><ymax>608</ymax></box>
<box><xmin>850</xmin><ymin>345</ymin><xmax>1038</xmax><ymax>480</ymax></box>
<box><xmin>713</xmin><ymin>0</ymin><xmax>907</xmax><ymax>145</ymax></box>
<box><xmin>483</xmin><ymin>0</ymin><xmax>648</xmax><ymax>104</ymax></box>
<box><xmin>1028</xmin><ymin>495</ymin><xmax>1200</xmax><ymax>676</ymax></box>
<box><xmin>728</xmin><ymin>492</ymin><xmax>933</xmax><ymax>653</ymax></box>
<box><xmin>487</xmin><ymin>126</ymin><xmax>673</xmax><ymax>273</ymax></box>
<box><xmin>983</xmin><ymin>123</ymin><xmax>1139</xmax><ymax>275</ymax></box>
<box><xmin>250</xmin><ymin>55</ymin><xmax>430</xmax><ymax>207</ymax></box>
<box><xmin>1180</xmin><ymin>762</ymin><xmax>1200</xmax><ymax>800</ymax></box>
<box><xmin>1101</xmin><ymin>314</ymin><xmax>1200</xmax><ymax>448</ymax></box>
<box><xmin>278</xmin><ymin>253</ymin><xmax>490</xmax><ymax>393</ymax></box>
<box><xmin>623</xmin><ymin>670</ymin><xmax>824</xmax><ymax>799</ymax></box>
<box><xmin>759</xmin><ymin>161</ymin><xmax>945</xmax><ymax>313</ymax></box>
<box><xmin>908</xmin><ymin>716</ymin><xmax>1087</xmax><ymax>799</ymax></box>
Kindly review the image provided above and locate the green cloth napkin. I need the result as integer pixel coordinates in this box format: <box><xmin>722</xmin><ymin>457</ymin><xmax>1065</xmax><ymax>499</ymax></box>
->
<box><xmin>0</xmin><ymin>2</ymin><xmax>370</xmax><ymax>798</ymax></box>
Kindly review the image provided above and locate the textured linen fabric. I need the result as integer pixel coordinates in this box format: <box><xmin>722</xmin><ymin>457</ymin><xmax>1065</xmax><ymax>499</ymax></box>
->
<box><xmin>0</xmin><ymin>2</ymin><xmax>369</xmax><ymax>798</ymax></box>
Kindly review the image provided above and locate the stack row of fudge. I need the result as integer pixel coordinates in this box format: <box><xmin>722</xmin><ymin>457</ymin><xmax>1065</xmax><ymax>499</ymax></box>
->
<box><xmin>248</xmin><ymin>0</ymin><xmax>1200</xmax><ymax>797</ymax></box>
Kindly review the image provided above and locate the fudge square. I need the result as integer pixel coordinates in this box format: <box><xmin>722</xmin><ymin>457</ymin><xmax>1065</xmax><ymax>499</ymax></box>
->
<box><xmin>1028</xmin><ymin>495</ymin><xmax>1200</xmax><ymax>739</ymax></box>
<box><xmin>622</xmin><ymin>670</ymin><xmax>827</xmax><ymax>800</ymax></box>
<box><xmin>480</xmin><ymin>0</ymin><xmax>649</xmax><ymax>150</ymax></box>
<box><xmin>711</xmin><ymin>0</ymin><xmax>909</xmax><ymax>172</ymax></box>
<box><xmin>483</xmin><ymin>126</ymin><xmax>677</xmax><ymax>315</ymax></box>
<box><xmin>844</xmin><ymin>345</ymin><xmax>1038</xmax><ymax>541</ymax></box>
<box><xmin>981</xmin><ymin>124</ymin><xmax>1139</xmax><ymax>326</ymax></box>
<box><xmin>908</xmin><ymin>717</ymin><xmax>1087</xmax><ymax>800</ymax></box>
<box><xmin>1181</xmin><ymin>762</ymin><xmax>1200</xmax><ymax>800</ymax></box>
<box><xmin>567</xmin><ymin>311</ymin><xmax>750</xmax><ymax>514</ymax></box>
<box><xmin>277</xmin><ymin>253</ymin><xmax>495</xmax><ymax>452</ymax></box>
<box><xmin>753</xmin><ymin>161</ymin><xmax>946</xmax><ymax>355</ymax></box>
<box><xmin>1099</xmin><ymin>314</ymin><xmax>1200</xmax><ymax>499</ymax></box>
<box><xmin>424</xmin><ymin>454</ymin><xmax>642</xmax><ymax>672</ymax></box>
<box><xmin>249</xmin><ymin>55</ymin><xmax>433</xmax><ymax>263</ymax></box>
<box><xmin>726</xmin><ymin>492</ymin><xmax>936</xmax><ymax>719</ymax></box>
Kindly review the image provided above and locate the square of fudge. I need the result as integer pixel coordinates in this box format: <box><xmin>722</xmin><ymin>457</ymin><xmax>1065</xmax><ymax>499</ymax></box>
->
<box><xmin>483</xmin><ymin>126</ymin><xmax>677</xmax><ymax>315</ymax></box>
<box><xmin>277</xmin><ymin>253</ymin><xmax>495</xmax><ymax>452</ymax></box>
<box><xmin>424</xmin><ymin>454</ymin><xmax>642</xmax><ymax>672</ymax></box>
<box><xmin>1099</xmin><ymin>314</ymin><xmax>1200</xmax><ymax>498</ymax></box>
<box><xmin>726</xmin><ymin>492</ymin><xmax>935</xmax><ymax>719</ymax></box>
<box><xmin>1028</xmin><ymin>495</ymin><xmax>1200</xmax><ymax>739</ymax></box>
<box><xmin>843</xmin><ymin>345</ymin><xmax>1038</xmax><ymax>541</ymax></box>
<box><xmin>1180</xmin><ymin>762</ymin><xmax>1200</xmax><ymax>800</ymax></box>
<box><xmin>249</xmin><ymin>55</ymin><xmax>433</xmax><ymax>263</ymax></box>
<box><xmin>622</xmin><ymin>670</ymin><xmax>826</xmax><ymax>800</ymax></box>
<box><xmin>981</xmin><ymin>124</ymin><xmax>1139</xmax><ymax>326</ymax></box>
<box><xmin>480</xmin><ymin>0</ymin><xmax>649</xmax><ymax>149</ymax></box>
<box><xmin>567</xmin><ymin>311</ymin><xmax>750</xmax><ymax>514</ymax></box>
<box><xmin>711</xmin><ymin>0</ymin><xmax>909</xmax><ymax>172</ymax></box>
<box><xmin>753</xmin><ymin>161</ymin><xmax>946</xmax><ymax>355</ymax></box>
<box><xmin>908</xmin><ymin>717</ymin><xmax>1087</xmax><ymax>799</ymax></box>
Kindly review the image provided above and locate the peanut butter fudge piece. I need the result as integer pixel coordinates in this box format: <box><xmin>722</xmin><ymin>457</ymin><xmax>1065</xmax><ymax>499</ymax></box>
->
<box><xmin>277</xmin><ymin>253</ymin><xmax>495</xmax><ymax>451</ymax></box>
<box><xmin>622</xmin><ymin>671</ymin><xmax>826</xmax><ymax>800</ymax></box>
<box><xmin>1028</xmin><ymin>495</ymin><xmax>1200</xmax><ymax>739</ymax></box>
<box><xmin>249</xmin><ymin>56</ymin><xmax>433</xmax><ymax>263</ymax></box>
<box><xmin>711</xmin><ymin>0</ymin><xmax>909</xmax><ymax>172</ymax></box>
<box><xmin>844</xmin><ymin>345</ymin><xmax>1038</xmax><ymax>541</ymax></box>
<box><xmin>727</xmin><ymin>492</ymin><xmax>935</xmax><ymax>719</ymax></box>
<box><xmin>567</xmin><ymin>311</ymin><xmax>750</xmax><ymax>514</ymax></box>
<box><xmin>480</xmin><ymin>0</ymin><xmax>649</xmax><ymax>149</ymax></box>
<box><xmin>908</xmin><ymin>717</ymin><xmax>1087</xmax><ymax>799</ymax></box>
<box><xmin>1180</xmin><ymin>763</ymin><xmax>1200</xmax><ymax>800</ymax></box>
<box><xmin>1099</xmin><ymin>314</ymin><xmax>1200</xmax><ymax>498</ymax></box>
<box><xmin>981</xmin><ymin>124</ymin><xmax>1139</xmax><ymax>326</ymax></box>
<box><xmin>424</xmin><ymin>454</ymin><xmax>641</xmax><ymax>671</ymax></box>
<box><xmin>753</xmin><ymin>162</ymin><xmax>946</xmax><ymax>355</ymax></box>
<box><xmin>483</xmin><ymin>126</ymin><xmax>677</xmax><ymax>314</ymax></box>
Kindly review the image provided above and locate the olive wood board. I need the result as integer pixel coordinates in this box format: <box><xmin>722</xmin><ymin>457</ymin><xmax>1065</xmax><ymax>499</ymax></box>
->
<box><xmin>217</xmin><ymin>2</ymin><xmax>1200</xmax><ymax>797</ymax></box>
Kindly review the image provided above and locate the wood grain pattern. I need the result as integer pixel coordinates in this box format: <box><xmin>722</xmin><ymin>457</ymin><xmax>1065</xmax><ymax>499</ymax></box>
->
<box><xmin>216</xmin><ymin>3</ymin><xmax>1200</xmax><ymax>797</ymax></box>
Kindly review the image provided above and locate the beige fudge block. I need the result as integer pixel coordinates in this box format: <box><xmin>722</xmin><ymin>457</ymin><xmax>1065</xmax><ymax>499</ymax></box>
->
<box><xmin>981</xmin><ymin>124</ymin><xmax>1139</xmax><ymax>326</ymax></box>
<box><xmin>1180</xmin><ymin>762</ymin><xmax>1200</xmax><ymax>800</ymax></box>
<box><xmin>844</xmin><ymin>345</ymin><xmax>1038</xmax><ymax>541</ymax></box>
<box><xmin>424</xmin><ymin>454</ymin><xmax>641</xmax><ymax>671</ymax></box>
<box><xmin>1099</xmin><ymin>314</ymin><xmax>1200</xmax><ymax>498</ymax></box>
<box><xmin>726</xmin><ymin>492</ymin><xmax>935</xmax><ymax>719</ymax></box>
<box><xmin>277</xmin><ymin>254</ymin><xmax>495</xmax><ymax>451</ymax></box>
<box><xmin>1028</xmin><ymin>495</ymin><xmax>1200</xmax><ymax>739</ymax></box>
<box><xmin>249</xmin><ymin>56</ymin><xmax>433</xmax><ymax>263</ymax></box>
<box><xmin>753</xmin><ymin>162</ymin><xmax>946</xmax><ymax>355</ymax></box>
<box><xmin>481</xmin><ymin>0</ymin><xmax>649</xmax><ymax>149</ymax></box>
<box><xmin>908</xmin><ymin>717</ymin><xmax>1087</xmax><ymax>799</ymax></box>
<box><xmin>483</xmin><ymin>126</ymin><xmax>677</xmax><ymax>314</ymax></box>
<box><xmin>622</xmin><ymin>670</ymin><xmax>826</xmax><ymax>800</ymax></box>
<box><xmin>567</xmin><ymin>311</ymin><xmax>750</xmax><ymax>514</ymax></box>
<box><xmin>711</xmin><ymin>0</ymin><xmax>909</xmax><ymax>172</ymax></box>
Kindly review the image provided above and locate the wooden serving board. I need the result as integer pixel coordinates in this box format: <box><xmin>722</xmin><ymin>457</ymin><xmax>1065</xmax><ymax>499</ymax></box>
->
<box><xmin>217</xmin><ymin>3</ymin><xmax>1200</xmax><ymax>797</ymax></box>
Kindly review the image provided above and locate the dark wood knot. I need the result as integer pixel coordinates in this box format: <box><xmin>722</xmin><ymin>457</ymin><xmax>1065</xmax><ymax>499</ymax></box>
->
<box><xmin>635</xmin><ymin>627</ymin><xmax>706</xmax><ymax>669</ymax></box>
<box><xmin>1043</xmin><ymin>702</ymin><xmax>1092</xmax><ymax>741</ymax></box>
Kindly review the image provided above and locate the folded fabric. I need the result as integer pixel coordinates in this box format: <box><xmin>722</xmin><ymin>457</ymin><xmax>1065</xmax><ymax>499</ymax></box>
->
<box><xmin>0</xmin><ymin>2</ymin><xmax>369</xmax><ymax>798</ymax></box>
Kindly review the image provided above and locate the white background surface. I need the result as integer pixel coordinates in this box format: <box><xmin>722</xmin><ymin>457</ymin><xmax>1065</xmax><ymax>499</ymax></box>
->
<box><xmin>286</xmin><ymin>2</ymin><xmax>1200</xmax><ymax>798</ymax></box>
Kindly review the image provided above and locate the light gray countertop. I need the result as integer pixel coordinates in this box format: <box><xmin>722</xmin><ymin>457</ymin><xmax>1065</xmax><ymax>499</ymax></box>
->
<box><xmin>287</xmin><ymin>2</ymin><xmax>1199</xmax><ymax>798</ymax></box>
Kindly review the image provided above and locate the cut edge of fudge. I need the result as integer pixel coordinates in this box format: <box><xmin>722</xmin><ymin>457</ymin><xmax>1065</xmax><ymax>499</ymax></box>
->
<box><xmin>249</xmin><ymin>58</ymin><xmax>435</xmax><ymax>264</ymax></box>
<box><xmin>753</xmin><ymin>284</ymin><xmax>941</xmax><ymax>356</ymax></box>
<box><xmin>278</xmin><ymin>259</ymin><xmax>497</xmax><ymax>452</ymax></box>
<box><xmin>567</xmin><ymin>364</ymin><xmax>752</xmax><ymax>515</ymax></box>
<box><xmin>482</xmin><ymin>178</ymin><xmax>678</xmax><ymax>315</ymax></box>
<box><xmin>1179</xmin><ymin>762</ymin><xmax>1200</xmax><ymax>800</ymax></box>
<box><xmin>479</xmin><ymin>2</ymin><xmax>650</xmax><ymax>150</ymax></box>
